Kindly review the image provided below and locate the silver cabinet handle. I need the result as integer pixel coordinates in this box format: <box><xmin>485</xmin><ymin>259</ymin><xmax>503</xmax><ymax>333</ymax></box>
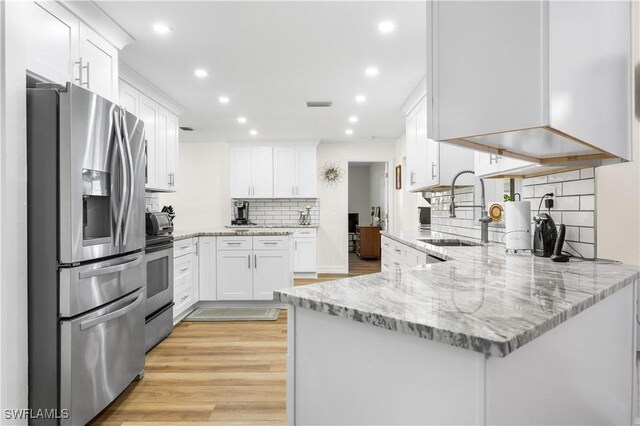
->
<box><xmin>74</xmin><ymin>57</ymin><xmax>83</xmax><ymax>85</ymax></box>
<box><xmin>226</xmin><ymin>242</ymin><xmax>242</xmax><ymax>245</ymax></box>
<box><xmin>83</xmin><ymin>60</ymin><xmax>90</xmax><ymax>89</ymax></box>
<box><xmin>248</xmin><ymin>186</ymin><xmax>251</xmax><ymax>196</ymax></box>
<box><xmin>180</xmin><ymin>267</ymin><xmax>189</xmax><ymax>272</ymax></box>
<box><xmin>254</xmin><ymin>254</ymin><xmax>257</xmax><ymax>269</ymax></box>
<box><xmin>247</xmin><ymin>254</ymin><xmax>251</xmax><ymax>268</ymax></box>
<box><xmin>431</xmin><ymin>162</ymin><xmax>437</xmax><ymax>179</ymax></box>
<box><xmin>79</xmin><ymin>256</ymin><xmax>144</xmax><ymax>279</ymax></box>
<box><xmin>292</xmin><ymin>186</ymin><xmax>295</xmax><ymax>196</ymax></box>
<box><xmin>180</xmin><ymin>294</ymin><xmax>189</xmax><ymax>301</ymax></box>
<box><xmin>180</xmin><ymin>244</ymin><xmax>190</xmax><ymax>250</ymax></box>
<box><xmin>194</xmin><ymin>241</ymin><xmax>198</xmax><ymax>256</ymax></box>
<box><xmin>80</xmin><ymin>292</ymin><xmax>143</xmax><ymax>330</ymax></box>
<box><xmin>410</xmin><ymin>171</ymin><xmax>415</xmax><ymax>185</ymax></box>
<box><xmin>295</xmin><ymin>241</ymin><xmax>298</xmax><ymax>250</ymax></box>
<box><xmin>262</xmin><ymin>241</ymin><xmax>278</xmax><ymax>245</ymax></box>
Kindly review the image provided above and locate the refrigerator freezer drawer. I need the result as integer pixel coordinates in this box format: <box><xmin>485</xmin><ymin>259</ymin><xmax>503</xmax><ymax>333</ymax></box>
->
<box><xmin>60</xmin><ymin>288</ymin><xmax>145</xmax><ymax>426</ymax></box>
<box><xmin>59</xmin><ymin>252</ymin><xmax>146</xmax><ymax>317</ymax></box>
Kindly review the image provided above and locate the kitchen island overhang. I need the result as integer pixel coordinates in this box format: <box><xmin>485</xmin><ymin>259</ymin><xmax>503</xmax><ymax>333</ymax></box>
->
<box><xmin>275</xmin><ymin>231</ymin><xmax>640</xmax><ymax>425</ymax></box>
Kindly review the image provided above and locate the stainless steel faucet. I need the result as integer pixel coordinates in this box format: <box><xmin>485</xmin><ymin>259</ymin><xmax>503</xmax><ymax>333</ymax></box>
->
<box><xmin>449</xmin><ymin>170</ymin><xmax>493</xmax><ymax>244</ymax></box>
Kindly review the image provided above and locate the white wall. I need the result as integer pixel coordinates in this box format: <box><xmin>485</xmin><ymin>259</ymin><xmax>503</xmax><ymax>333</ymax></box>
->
<box><xmin>347</xmin><ymin>164</ymin><xmax>371</xmax><ymax>227</ymax></box>
<box><xmin>0</xmin><ymin>1</ymin><xmax>28</xmax><ymax>422</ymax></box>
<box><xmin>317</xmin><ymin>140</ymin><xmax>395</xmax><ymax>273</ymax></box>
<box><xmin>596</xmin><ymin>2</ymin><xmax>640</xmax><ymax>266</ymax></box>
<box><xmin>392</xmin><ymin>134</ymin><xmax>425</xmax><ymax>232</ymax></box>
<box><xmin>158</xmin><ymin>142</ymin><xmax>231</xmax><ymax>230</ymax></box>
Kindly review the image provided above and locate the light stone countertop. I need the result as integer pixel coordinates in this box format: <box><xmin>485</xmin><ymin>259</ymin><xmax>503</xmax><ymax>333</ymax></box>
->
<box><xmin>173</xmin><ymin>228</ymin><xmax>293</xmax><ymax>241</ymax></box>
<box><xmin>225</xmin><ymin>224</ymin><xmax>320</xmax><ymax>229</ymax></box>
<box><xmin>274</xmin><ymin>229</ymin><xmax>640</xmax><ymax>357</ymax></box>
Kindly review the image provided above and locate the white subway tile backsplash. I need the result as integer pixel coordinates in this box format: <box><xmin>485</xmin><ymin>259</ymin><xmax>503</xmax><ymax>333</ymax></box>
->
<box><xmin>562</xmin><ymin>179</ymin><xmax>594</xmax><ymax>196</ymax></box>
<box><xmin>547</xmin><ymin>170</ymin><xmax>580</xmax><ymax>183</ymax></box>
<box><xmin>580</xmin><ymin>195</ymin><xmax>595</xmax><ymax>211</ymax></box>
<box><xmin>563</xmin><ymin>241</ymin><xmax>595</xmax><ymax>259</ymax></box>
<box><xmin>562</xmin><ymin>211</ymin><xmax>594</xmax><ymax>227</ymax></box>
<box><xmin>431</xmin><ymin>170</ymin><xmax>596</xmax><ymax>256</ymax></box>
<box><xmin>231</xmin><ymin>198</ymin><xmax>320</xmax><ymax>225</ymax></box>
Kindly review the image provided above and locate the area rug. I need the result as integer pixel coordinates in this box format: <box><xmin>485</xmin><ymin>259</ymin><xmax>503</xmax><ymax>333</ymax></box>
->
<box><xmin>184</xmin><ymin>307</ymin><xmax>280</xmax><ymax>322</ymax></box>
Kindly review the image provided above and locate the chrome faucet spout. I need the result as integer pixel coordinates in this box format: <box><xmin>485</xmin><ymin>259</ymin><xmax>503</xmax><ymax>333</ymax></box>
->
<box><xmin>450</xmin><ymin>170</ymin><xmax>493</xmax><ymax>243</ymax></box>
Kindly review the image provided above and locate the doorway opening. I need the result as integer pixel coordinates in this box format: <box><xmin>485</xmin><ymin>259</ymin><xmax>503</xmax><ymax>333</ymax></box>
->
<box><xmin>347</xmin><ymin>161</ymin><xmax>388</xmax><ymax>275</ymax></box>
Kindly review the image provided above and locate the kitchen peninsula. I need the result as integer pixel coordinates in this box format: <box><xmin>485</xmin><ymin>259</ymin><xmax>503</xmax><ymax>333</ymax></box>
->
<box><xmin>275</xmin><ymin>230</ymin><xmax>640</xmax><ymax>425</ymax></box>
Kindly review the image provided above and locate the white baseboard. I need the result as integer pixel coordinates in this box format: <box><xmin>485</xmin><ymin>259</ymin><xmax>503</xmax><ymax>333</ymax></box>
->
<box><xmin>294</xmin><ymin>272</ymin><xmax>318</xmax><ymax>279</ymax></box>
<box><xmin>317</xmin><ymin>266</ymin><xmax>348</xmax><ymax>274</ymax></box>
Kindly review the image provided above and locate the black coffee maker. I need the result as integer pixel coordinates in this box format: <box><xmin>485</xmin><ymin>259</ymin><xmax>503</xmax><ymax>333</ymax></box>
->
<box><xmin>232</xmin><ymin>200</ymin><xmax>251</xmax><ymax>225</ymax></box>
<box><xmin>533</xmin><ymin>213</ymin><xmax>557</xmax><ymax>257</ymax></box>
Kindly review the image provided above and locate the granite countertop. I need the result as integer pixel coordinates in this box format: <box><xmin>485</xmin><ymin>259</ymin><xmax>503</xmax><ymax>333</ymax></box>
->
<box><xmin>173</xmin><ymin>228</ymin><xmax>293</xmax><ymax>241</ymax></box>
<box><xmin>274</xmin><ymin>229</ymin><xmax>640</xmax><ymax>357</ymax></box>
<box><xmin>225</xmin><ymin>224</ymin><xmax>320</xmax><ymax>229</ymax></box>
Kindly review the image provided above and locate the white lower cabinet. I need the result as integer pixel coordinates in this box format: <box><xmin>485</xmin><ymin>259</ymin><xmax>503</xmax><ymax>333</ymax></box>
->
<box><xmin>217</xmin><ymin>250</ymin><xmax>253</xmax><ymax>300</ymax></box>
<box><xmin>196</xmin><ymin>235</ymin><xmax>293</xmax><ymax>302</ymax></box>
<box><xmin>381</xmin><ymin>236</ymin><xmax>442</xmax><ymax>273</ymax></box>
<box><xmin>294</xmin><ymin>238</ymin><xmax>316</xmax><ymax>273</ymax></box>
<box><xmin>253</xmin><ymin>250</ymin><xmax>290</xmax><ymax>300</ymax></box>
<box><xmin>173</xmin><ymin>238</ymin><xmax>198</xmax><ymax>321</ymax></box>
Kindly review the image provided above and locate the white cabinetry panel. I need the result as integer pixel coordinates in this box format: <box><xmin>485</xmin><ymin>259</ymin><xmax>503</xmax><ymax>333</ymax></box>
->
<box><xmin>198</xmin><ymin>237</ymin><xmax>217</xmax><ymax>301</ymax></box>
<box><xmin>216</xmin><ymin>250</ymin><xmax>253</xmax><ymax>300</ymax></box>
<box><xmin>253</xmin><ymin>251</ymin><xmax>290</xmax><ymax>300</ymax></box>
<box><xmin>78</xmin><ymin>24</ymin><xmax>118</xmax><ymax>102</ymax></box>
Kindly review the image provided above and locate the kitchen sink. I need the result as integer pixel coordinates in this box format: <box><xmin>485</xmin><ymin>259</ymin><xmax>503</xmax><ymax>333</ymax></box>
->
<box><xmin>417</xmin><ymin>238</ymin><xmax>483</xmax><ymax>247</ymax></box>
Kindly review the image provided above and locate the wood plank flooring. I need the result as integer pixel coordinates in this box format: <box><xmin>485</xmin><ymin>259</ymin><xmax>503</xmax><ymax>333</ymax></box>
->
<box><xmin>91</xmin><ymin>253</ymin><xmax>380</xmax><ymax>426</ymax></box>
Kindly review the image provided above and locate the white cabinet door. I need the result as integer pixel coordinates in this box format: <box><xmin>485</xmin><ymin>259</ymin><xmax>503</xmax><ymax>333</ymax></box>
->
<box><xmin>253</xmin><ymin>250</ymin><xmax>290</xmax><ymax>300</ymax></box>
<box><xmin>216</xmin><ymin>250</ymin><xmax>253</xmax><ymax>300</ymax></box>
<box><xmin>26</xmin><ymin>1</ymin><xmax>79</xmax><ymax>85</ymax></box>
<box><xmin>166</xmin><ymin>111</ymin><xmax>179</xmax><ymax>191</ymax></box>
<box><xmin>475</xmin><ymin>152</ymin><xmax>534</xmax><ymax>178</ymax></box>
<box><xmin>230</xmin><ymin>146</ymin><xmax>253</xmax><ymax>198</ymax></box>
<box><xmin>414</xmin><ymin>98</ymin><xmax>429</xmax><ymax>187</ymax></box>
<box><xmin>295</xmin><ymin>146</ymin><xmax>317</xmax><ymax>198</ymax></box>
<box><xmin>156</xmin><ymin>108</ymin><xmax>170</xmax><ymax>190</ymax></box>
<box><xmin>405</xmin><ymin>112</ymin><xmax>417</xmax><ymax>190</ymax></box>
<box><xmin>251</xmin><ymin>146</ymin><xmax>273</xmax><ymax>198</ymax></box>
<box><xmin>119</xmin><ymin>80</ymin><xmax>139</xmax><ymax>116</ymax></box>
<box><xmin>293</xmin><ymin>238</ymin><xmax>316</xmax><ymax>273</ymax></box>
<box><xmin>139</xmin><ymin>94</ymin><xmax>159</xmax><ymax>189</ymax></box>
<box><xmin>78</xmin><ymin>24</ymin><xmax>118</xmax><ymax>102</ymax></box>
<box><xmin>273</xmin><ymin>146</ymin><xmax>296</xmax><ymax>198</ymax></box>
<box><xmin>198</xmin><ymin>237</ymin><xmax>217</xmax><ymax>301</ymax></box>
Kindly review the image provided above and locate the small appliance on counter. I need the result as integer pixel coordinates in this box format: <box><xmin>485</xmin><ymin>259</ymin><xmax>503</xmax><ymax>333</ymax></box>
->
<box><xmin>533</xmin><ymin>213</ymin><xmax>558</xmax><ymax>257</ymax></box>
<box><xmin>145</xmin><ymin>211</ymin><xmax>175</xmax><ymax>352</ymax></box>
<box><xmin>232</xmin><ymin>200</ymin><xmax>253</xmax><ymax>225</ymax></box>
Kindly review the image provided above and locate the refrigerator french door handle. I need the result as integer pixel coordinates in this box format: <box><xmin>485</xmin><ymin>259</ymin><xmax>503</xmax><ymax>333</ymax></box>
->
<box><xmin>113</xmin><ymin>109</ymin><xmax>128</xmax><ymax>247</ymax></box>
<box><xmin>121</xmin><ymin>111</ymin><xmax>137</xmax><ymax>246</ymax></box>
<box><xmin>79</xmin><ymin>292</ymin><xmax>144</xmax><ymax>330</ymax></box>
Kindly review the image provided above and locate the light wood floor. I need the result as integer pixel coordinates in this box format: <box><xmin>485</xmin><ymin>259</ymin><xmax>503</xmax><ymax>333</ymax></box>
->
<box><xmin>91</xmin><ymin>253</ymin><xmax>379</xmax><ymax>426</ymax></box>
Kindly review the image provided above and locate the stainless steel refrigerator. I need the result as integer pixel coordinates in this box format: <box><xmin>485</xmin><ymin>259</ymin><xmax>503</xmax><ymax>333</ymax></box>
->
<box><xmin>27</xmin><ymin>83</ymin><xmax>146</xmax><ymax>426</ymax></box>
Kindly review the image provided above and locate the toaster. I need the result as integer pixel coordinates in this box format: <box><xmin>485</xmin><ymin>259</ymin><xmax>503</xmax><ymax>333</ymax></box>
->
<box><xmin>146</xmin><ymin>211</ymin><xmax>174</xmax><ymax>236</ymax></box>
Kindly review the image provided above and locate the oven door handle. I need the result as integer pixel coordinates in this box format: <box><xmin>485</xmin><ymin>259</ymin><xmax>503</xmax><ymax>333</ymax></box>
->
<box><xmin>80</xmin><ymin>292</ymin><xmax>144</xmax><ymax>330</ymax></box>
<box><xmin>79</xmin><ymin>256</ymin><xmax>144</xmax><ymax>279</ymax></box>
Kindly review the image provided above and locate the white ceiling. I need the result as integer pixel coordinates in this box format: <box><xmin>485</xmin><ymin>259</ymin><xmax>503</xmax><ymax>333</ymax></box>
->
<box><xmin>96</xmin><ymin>1</ymin><xmax>427</xmax><ymax>143</ymax></box>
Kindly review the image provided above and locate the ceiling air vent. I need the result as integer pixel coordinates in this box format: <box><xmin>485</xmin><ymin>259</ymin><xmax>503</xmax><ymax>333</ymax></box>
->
<box><xmin>179</xmin><ymin>126</ymin><xmax>194</xmax><ymax>131</ymax></box>
<box><xmin>306</xmin><ymin>101</ymin><xmax>332</xmax><ymax>108</ymax></box>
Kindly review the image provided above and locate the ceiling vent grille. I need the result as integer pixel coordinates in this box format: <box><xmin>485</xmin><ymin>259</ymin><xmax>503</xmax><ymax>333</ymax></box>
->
<box><xmin>179</xmin><ymin>126</ymin><xmax>194</xmax><ymax>131</ymax></box>
<box><xmin>306</xmin><ymin>101</ymin><xmax>332</xmax><ymax>108</ymax></box>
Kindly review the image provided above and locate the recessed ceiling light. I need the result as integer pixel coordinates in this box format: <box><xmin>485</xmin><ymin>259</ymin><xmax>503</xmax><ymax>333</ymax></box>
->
<box><xmin>153</xmin><ymin>23</ymin><xmax>171</xmax><ymax>34</ymax></box>
<box><xmin>237</xmin><ymin>116</ymin><xmax>247</xmax><ymax>124</ymax></box>
<box><xmin>345</xmin><ymin>129</ymin><xmax>353</xmax><ymax>135</ymax></box>
<box><xmin>378</xmin><ymin>21</ymin><xmax>396</xmax><ymax>34</ymax></box>
<box><xmin>365</xmin><ymin>67</ymin><xmax>379</xmax><ymax>77</ymax></box>
<box><xmin>355</xmin><ymin>95</ymin><xmax>366</xmax><ymax>103</ymax></box>
<box><xmin>249</xmin><ymin>129</ymin><xmax>258</xmax><ymax>136</ymax></box>
<box><xmin>194</xmin><ymin>69</ymin><xmax>208</xmax><ymax>78</ymax></box>
<box><xmin>219</xmin><ymin>96</ymin><xmax>230</xmax><ymax>104</ymax></box>
<box><xmin>349</xmin><ymin>116</ymin><xmax>358</xmax><ymax>123</ymax></box>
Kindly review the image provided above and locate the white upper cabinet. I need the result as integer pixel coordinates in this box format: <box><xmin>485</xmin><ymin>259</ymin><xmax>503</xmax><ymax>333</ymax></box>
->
<box><xmin>230</xmin><ymin>146</ymin><xmax>273</xmax><ymax>198</ymax></box>
<box><xmin>427</xmin><ymin>0</ymin><xmax>632</xmax><ymax>163</ymax></box>
<box><xmin>119</xmin><ymin>80</ymin><xmax>179</xmax><ymax>192</ymax></box>
<box><xmin>405</xmin><ymin>93</ymin><xmax>474</xmax><ymax>192</ymax></box>
<box><xmin>475</xmin><ymin>153</ymin><xmax>534</xmax><ymax>178</ymax></box>
<box><xmin>78</xmin><ymin>24</ymin><xmax>118</xmax><ymax>102</ymax></box>
<box><xmin>273</xmin><ymin>146</ymin><xmax>318</xmax><ymax>198</ymax></box>
<box><xmin>26</xmin><ymin>2</ymin><xmax>79</xmax><ymax>86</ymax></box>
<box><xmin>26</xmin><ymin>2</ymin><xmax>120</xmax><ymax>102</ymax></box>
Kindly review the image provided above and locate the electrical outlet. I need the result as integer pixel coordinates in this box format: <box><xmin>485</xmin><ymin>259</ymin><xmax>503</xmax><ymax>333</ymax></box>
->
<box><xmin>545</xmin><ymin>198</ymin><xmax>554</xmax><ymax>209</ymax></box>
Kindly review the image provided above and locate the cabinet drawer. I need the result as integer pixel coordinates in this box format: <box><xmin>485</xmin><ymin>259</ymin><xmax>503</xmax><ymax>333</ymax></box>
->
<box><xmin>174</xmin><ymin>239</ymin><xmax>194</xmax><ymax>257</ymax></box>
<box><xmin>174</xmin><ymin>256</ymin><xmax>194</xmax><ymax>289</ymax></box>
<box><xmin>217</xmin><ymin>236</ymin><xmax>252</xmax><ymax>250</ymax></box>
<box><xmin>174</xmin><ymin>286</ymin><xmax>194</xmax><ymax>316</ymax></box>
<box><xmin>293</xmin><ymin>228</ymin><xmax>316</xmax><ymax>238</ymax></box>
<box><xmin>254</xmin><ymin>235</ymin><xmax>289</xmax><ymax>250</ymax></box>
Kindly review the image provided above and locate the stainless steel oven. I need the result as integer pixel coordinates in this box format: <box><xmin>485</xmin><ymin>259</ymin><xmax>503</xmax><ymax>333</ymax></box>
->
<box><xmin>144</xmin><ymin>234</ymin><xmax>174</xmax><ymax>352</ymax></box>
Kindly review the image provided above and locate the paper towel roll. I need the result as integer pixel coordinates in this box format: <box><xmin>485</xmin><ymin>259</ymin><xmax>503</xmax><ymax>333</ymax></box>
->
<box><xmin>505</xmin><ymin>201</ymin><xmax>532</xmax><ymax>252</ymax></box>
